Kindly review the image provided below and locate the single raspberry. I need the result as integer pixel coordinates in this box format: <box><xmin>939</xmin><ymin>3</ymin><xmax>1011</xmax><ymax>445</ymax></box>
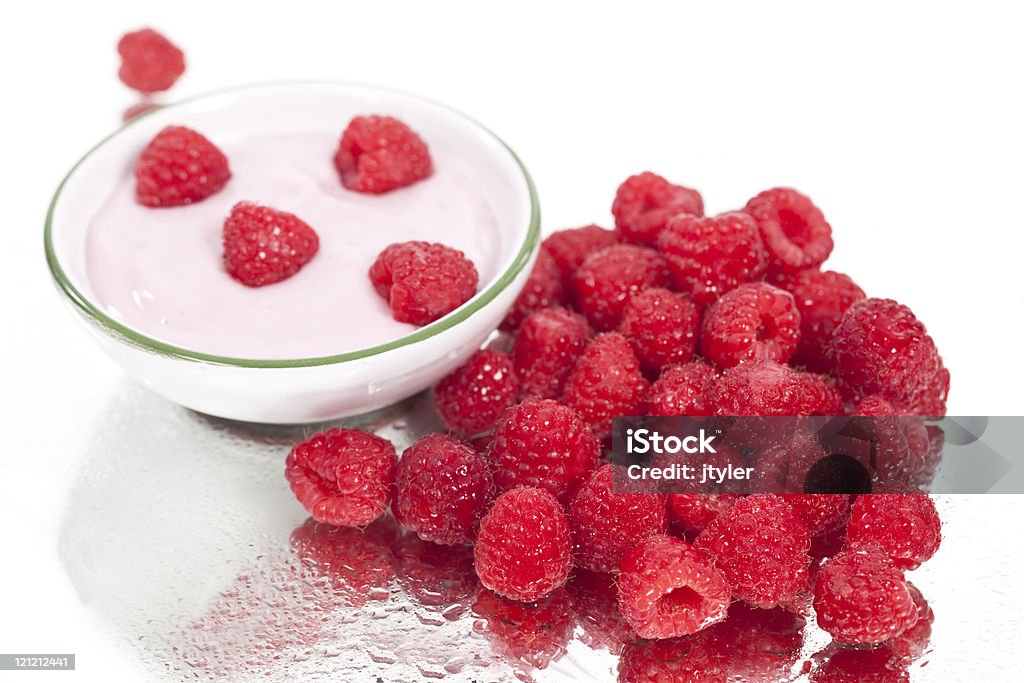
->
<box><xmin>393</xmin><ymin>434</ymin><xmax>494</xmax><ymax>545</ymax></box>
<box><xmin>751</xmin><ymin>426</ymin><xmax>828</xmax><ymax>492</ymax></box>
<box><xmin>472</xmin><ymin>586</ymin><xmax>574</xmax><ymax>670</ymax></box>
<box><xmin>541</xmin><ymin>224</ymin><xmax>619</xmax><ymax>285</ymax></box>
<box><xmin>392</xmin><ymin>535</ymin><xmax>478</xmax><ymax>607</ymax></box>
<box><xmin>513</xmin><ymin>307</ymin><xmax>591</xmax><ymax>399</ymax></box>
<box><xmin>645</xmin><ymin>361</ymin><xmax>718</xmax><ymax>417</ymax></box>
<box><xmin>489</xmin><ymin>397</ymin><xmax>600</xmax><ymax>500</ymax></box>
<box><xmin>611</xmin><ymin>172</ymin><xmax>704</xmax><ymax>246</ymax></box>
<box><xmin>695</xmin><ymin>495</ymin><xmax>811</xmax><ymax>608</ymax></box>
<box><xmin>334</xmin><ymin>115</ymin><xmax>431</xmax><ymax>193</ymax></box>
<box><xmin>567</xmin><ymin>464</ymin><xmax>668</xmax><ymax>572</ymax></box>
<box><xmin>122</xmin><ymin>100</ymin><xmax>159</xmax><ymax>123</ymax></box>
<box><xmin>846</xmin><ymin>494</ymin><xmax>941</xmax><ymax>569</ymax></box>
<box><xmin>134</xmin><ymin>126</ymin><xmax>231</xmax><ymax>207</ymax></box>
<box><xmin>571</xmin><ymin>244</ymin><xmax>671</xmax><ymax>331</ymax></box>
<box><xmin>369</xmin><ymin>241</ymin><xmax>479</xmax><ymax>326</ymax></box>
<box><xmin>813</xmin><ymin>542</ymin><xmax>919</xmax><ymax>645</ymax></box>
<box><xmin>780</xmin><ymin>269</ymin><xmax>866</xmax><ymax>372</ymax></box>
<box><xmin>284</xmin><ymin>428</ymin><xmax>397</xmax><ymax>527</ymax></box>
<box><xmin>617</xmin><ymin>535</ymin><xmax>730</xmax><ymax>639</ymax></box>
<box><xmin>563</xmin><ymin>332</ymin><xmax>650</xmax><ymax>439</ymax></box>
<box><xmin>500</xmin><ymin>250</ymin><xmax>567</xmax><ymax>331</ymax></box>
<box><xmin>567</xmin><ymin>569</ymin><xmax>638</xmax><ymax>652</ymax></box>
<box><xmin>617</xmin><ymin>634</ymin><xmax>725</xmax><ymax>682</ymax></box>
<box><xmin>117</xmin><ymin>28</ymin><xmax>185</xmax><ymax>93</ymax></box>
<box><xmin>667</xmin><ymin>493</ymin><xmax>741</xmax><ymax>533</ymax></box>
<box><xmin>832</xmin><ymin>298</ymin><xmax>950</xmax><ymax>416</ymax></box>
<box><xmin>887</xmin><ymin>582</ymin><xmax>934</xmax><ymax>663</ymax></box>
<box><xmin>781</xmin><ymin>494</ymin><xmax>851</xmax><ymax>535</ymax></box>
<box><xmin>700</xmin><ymin>282</ymin><xmax>802</xmax><ymax>368</ymax></box>
<box><xmin>222</xmin><ymin>202</ymin><xmax>319</xmax><ymax>287</ymax></box>
<box><xmin>657</xmin><ymin>211</ymin><xmax>768</xmax><ymax>306</ymax></box>
<box><xmin>854</xmin><ymin>394</ymin><xmax>900</xmax><ymax>416</ymax></box>
<box><xmin>712</xmin><ymin>360</ymin><xmax>843</xmax><ymax>417</ymax></box>
<box><xmin>744</xmin><ymin>187</ymin><xmax>834</xmax><ymax>278</ymax></box>
<box><xmin>433</xmin><ymin>349</ymin><xmax>518</xmax><ymax>437</ymax></box>
<box><xmin>473</xmin><ymin>487</ymin><xmax>573</xmax><ymax>602</ymax></box>
<box><xmin>618</xmin><ymin>287</ymin><xmax>701</xmax><ymax>374</ymax></box>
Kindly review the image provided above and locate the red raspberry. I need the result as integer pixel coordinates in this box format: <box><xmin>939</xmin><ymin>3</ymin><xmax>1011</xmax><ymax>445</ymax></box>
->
<box><xmin>695</xmin><ymin>495</ymin><xmax>811</xmax><ymax>608</ymax></box>
<box><xmin>117</xmin><ymin>28</ymin><xmax>185</xmax><ymax>93</ymax></box>
<box><xmin>563</xmin><ymin>332</ymin><xmax>650</xmax><ymax>439</ymax></box>
<box><xmin>393</xmin><ymin>434</ymin><xmax>494</xmax><ymax>545</ymax></box>
<box><xmin>567</xmin><ymin>569</ymin><xmax>638</xmax><ymax>652</ymax></box>
<box><xmin>433</xmin><ymin>349</ymin><xmax>518</xmax><ymax>437</ymax></box>
<box><xmin>369</xmin><ymin>241</ymin><xmax>479</xmax><ymax>326</ymax></box>
<box><xmin>781</xmin><ymin>494</ymin><xmax>851</xmax><ymax>535</ymax></box>
<box><xmin>134</xmin><ymin>126</ymin><xmax>231</xmax><ymax>207</ymax></box>
<box><xmin>780</xmin><ymin>269</ymin><xmax>866</xmax><ymax>372</ymax></box>
<box><xmin>644</xmin><ymin>361</ymin><xmax>718</xmax><ymax>417</ymax></box>
<box><xmin>284</xmin><ymin>428</ymin><xmax>397</xmax><ymax>527</ymax></box>
<box><xmin>854</xmin><ymin>394</ymin><xmax>900</xmax><ymax>416</ymax></box>
<box><xmin>667</xmin><ymin>493</ymin><xmax>741</xmax><ymax>533</ymax></box>
<box><xmin>472</xmin><ymin>586</ymin><xmax>574</xmax><ymax>670</ymax></box>
<box><xmin>473</xmin><ymin>487</ymin><xmax>573</xmax><ymax>601</ymax></box>
<box><xmin>513</xmin><ymin>307</ymin><xmax>591</xmax><ymax>399</ymax></box>
<box><xmin>541</xmin><ymin>224</ymin><xmax>619</xmax><ymax>285</ymax></box>
<box><xmin>222</xmin><ymin>202</ymin><xmax>320</xmax><ymax>287</ymax></box>
<box><xmin>813</xmin><ymin>542</ymin><xmax>919</xmax><ymax>645</ymax></box>
<box><xmin>567</xmin><ymin>464</ymin><xmax>669</xmax><ymax>572</ymax></box>
<box><xmin>700</xmin><ymin>282</ymin><xmax>801</xmax><ymax>368</ymax></box>
<box><xmin>712</xmin><ymin>360</ymin><xmax>843</xmax><ymax>416</ymax></box>
<box><xmin>657</xmin><ymin>211</ymin><xmax>768</xmax><ymax>306</ymax></box>
<box><xmin>751</xmin><ymin>426</ymin><xmax>827</xmax><ymax>492</ymax></box>
<box><xmin>744</xmin><ymin>187</ymin><xmax>834</xmax><ymax>278</ymax></box>
<box><xmin>571</xmin><ymin>244</ymin><xmax>671</xmax><ymax>331</ymax></box>
<box><xmin>500</xmin><ymin>250</ymin><xmax>567</xmax><ymax>331</ymax></box>
<box><xmin>333</xmin><ymin>115</ymin><xmax>431</xmax><ymax>193</ymax></box>
<box><xmin>887</xmin><ymin>582</ymin><xmax>934</xmax><ymax>663</ymax></box>
<box><xmin>618</xmin><ymin>287</ymin><xmax>701</xmax><ymax>374</ymax></box>
<box><xmin>489</xmin><ymin>397</ymin><xmax>600</xmax><ymax>500</ymax></box>
<box><xmin>832</xmin><ymin>298</ymin><xmax>950</xmax><ymax>416</ymax></box>
<box><xmin>846</xmin><ymin>494</ymin><xmax>941</xmax><ymax>570</ymax></box>
<box><xmin>392</xmin><ymin>535</ymin><xmax>478</xmax><ymax>607</ymax></box>
<box><xmin>617</xmin><ymin>535</ymin><xmax>731</xmax><ymax>639</ymax></box>
<box><xmin>612</xmin><ymin>172</ymin><xmax>704</xmax><ymax>246</ymax></box>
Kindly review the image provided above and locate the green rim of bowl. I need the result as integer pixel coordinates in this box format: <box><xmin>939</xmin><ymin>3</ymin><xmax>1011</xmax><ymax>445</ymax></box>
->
<box><xmin>43</xmin><ymin>81</ymin><xmax>541</xmax><ymax>369</ymax></box>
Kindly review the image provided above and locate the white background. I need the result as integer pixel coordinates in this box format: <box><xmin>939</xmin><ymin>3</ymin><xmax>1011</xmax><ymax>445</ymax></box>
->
<box><xmin>2</xmin><ymin>1</ymin><xmax>1024</xmax><ymax>681</ymax></box>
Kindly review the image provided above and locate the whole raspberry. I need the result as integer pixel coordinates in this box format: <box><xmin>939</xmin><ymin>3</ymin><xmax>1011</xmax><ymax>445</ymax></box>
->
<box><xmin>813</xmin><ymin>542</ymin><xmax>919</xmax><ymax>645</ymax></box>
<box><xmin>700</xmin><ymin>282</ymin><xmax>801</xmax><ymax>368</ymax></box>
<box><xmin>513</xmin><ymin>307</ymin><xmax>591</xmax><ymax>399</ymax></box>
<box><xmin>500</xmin><ymin>250</ymin><xmax>567</xmax><ymax>331</ymax></box>
<box><xmin>617</xmin><ymin>535</ymin><xmax>730</xmax><ymax>639</ymax></box>
<box><xmin>781</xmin><ymin>494</ymin><xmax>851</xmax><ymax>535</ymax></box>
<box><xmin>832</xmin><ymin>298</ymin><xmax>950</xmax><ymax>416</ymax></box>
<box><xmin>744</xmin><ymin>187</ymin><xmax>834</xmax><ymax>278</ymax></box>
<box><xmin>117</xmin><ymin>28</ymin><xmax>185</xmax><ymax>93</ymax></box>
<box><xmin>780</xmin><ymin>269</ymin><xmax>866</xmax><ymax>372</ymax></box>
<box><xmin>334</xmin><ymin>115</ymin><xmax>432</xmax><ymax>193</ymax></box>
<box><xmin>657</xmin><ymin>211</ymin><xmax>768</xmax><ymax>306</ymax></box>
<box><xmin>563</xmin><ymin>332</ymin><xmax>650</xmax><ymax>439</ymax></box>
<box><xmin>284</xmin><ymin>428</ymin><xmax>397</xmax><ymax>527</ymax></box>
<box><xmin>571</xmin><ymin>244</ymin><xmax>671</xmax><ymax>331</ymax></box>
<box><xmin>846</xmin><ymin>494</ymin><xmax>941</xmax><ymax>569</ymax></box>
<box><xmin>695</xmin><ymin>495</ymin><xmax>811</xmax><ymax>608</ymax></box>
<box><xmin>473</xmin><ymin>487</ymin><xmax>573</xmax><ymax>602</ymax></box>
<box><xmin>489</xmin><ymin>397</ymin><xmax>600</xmax><ymax>500</ymax></box>
<box><xmin>712</xmin><ymin>360</ymin><xmax>843</xmax><ymax>417</ymax></box>
<box><xmin>433</xmin><ymin>349</ymin><xmax>518</xmax><ymax>437</ymax></box>
<box><xmin>393</xmin><ymin>434</ymin><xmax>494</xmax><ymax>545</ymax></box>
<box><xmin>472</xmin><ymin>586</ymin><xmax>574</xmax><ymax>670</ymax></box>
<box><xmin>612</xmin><ymin>172</ymin><xmax>704</xmax><ymax>246</ymax></box>
<box><xmin>134</xmin><ymin>126</ymin><xmax>231</xmax><ymax>207</ymax></box>
<box><xmin>222</xmin><ymin>202</ymin><xmax>319</xmax><ymax>287</ymax></box>
<box><xmin>644</xmin><ymin>361</ymin><xmax>718</xmax><ymax>417</ymax></box>
<box><xmin>567</xmin><ymin>465</ymin><xmax>668</xmax><ymax>572</ymax></box>
<box><xmin>667</xmin><ymin>493</ymin><xmax>741</xmax><ymax>533</ymax></box>
<box><xmin>541</xmin><ymin>224</ymin><xmax>619</xmax><ymax>285</ymax></box>
<box><xmin>369</xmin><ymin>241</ymin><xmax>479</xmax><ymax>326</ymax></box>
<box><xmin>618</xmin><ymin>288</ymin><xmax>700</xmax><ymax>374</ymax></box>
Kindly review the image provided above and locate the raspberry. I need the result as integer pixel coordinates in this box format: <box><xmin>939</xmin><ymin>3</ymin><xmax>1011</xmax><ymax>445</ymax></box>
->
<box><xmin>781</xmin><ymin>494</ymin><xmax>851</xmax><ymax>535</ymax></box>
<box><xmin>392</xmin><ymin>535</ymin><xmax>478</xmax><ymax>608</ymax></box>
<box><xmin>846</xmin><ymin>494</ymin><xmax>941</xmax><ymax>569</ymax></box>
<box><xmin>744</xmin><ymin>187</ymin><xmax>834</xmax><ymax>278</ymax></box>
<box><xmin>433</xmin><ymin>349</ymin><xmax>518</xmax><ymax>437</ymax></box>
<box><xmin>854</xmin><ymin>394</ymin><xmax>900</xmax><ymax>416</ymax></box>
<box><xmin>473</xmin><ymin>487</ymin><xmax>573</xmax><ymax>601</ymax></box>
<box><xmin>393</xmin><ymin>434</ymin><xmax>494</xmax><ymax>545</ymax></box>
<box><xmin>700</xmin><ymin>282</ymin><xmax>801</xmax><ymax>368</ymax></box>
<box><xmin>832</xmin><ymin>298</ymin><xmax>950</xmax><ymax>416</ymax></box>
<box><xmin>567</xmin><ymin>569</ymin><xmax>638</xmax><ymax>652</ymax></box>
<box><xmin>369</xmin><ymin>241</ymin><xmax>479</xmax><ymax>326</ymax></box>
<box><xmin>702</xmin><ymin>603</ymin><xmax>807</xmax><ymax>681</ymax></box>
<box><xmin>813</xmin><ymin>542</ymin><xmax>919</xmax><ymax>645</ymax></box>
<box><xmin>563</xmin><ymin>332</ymin><xmax>650</xmax><ymax>439</ymax></box>
<box><xmin>513</xmin><ymin>307</ymin><xmax>591</xmax><ymax>399</ymax></box>
<box><xmin>644</xmin><ymin>361</ymin><xmax>718</xmax><ymax>417</ymax></box>
<box><xmin>617</xmin><ymin>535</ymin><xmax>731</xmax><ymax>639</ymax></box>
<box><xmin>657</xmin><ymin>211</ymin><xmax>768</xmax><ymax>306</ymax></box>
<box><xmin>489</xmin><ymin>397</ymin><xmax>600</xmax><ymax>500</ymax></box>
<box><xmin>472</xmin><ymin>586</ymin><xmax>574</xmax><ymax>670</ymax></box>
<box><xmin>567</xmin><ymin>464</ymin><xmax>669</xmax><ymax>572</ymax></box>
<box><xmin>887</xmin><ymin>582</ymin><xmax>934</xmax><ymax>663</ymax></box>
<box><xmin>222</xmin><ymin>202</ymin><xmax>320</xmax><ymax>287</ymax></box>
<box><xmin>117</xmin><ymin>28</ymin><xmax>185</xmax><ymax>93</ymax></box>
<box><xmin>780</xmin><ymin>269</ymin><xmax>866</xmax><ymax>372</ymax></box>
<box><xmin>333</xmin><ymin>115</ymin><xmax>431</xmax><ymax>193</ymax></box>
<box><xmin>612</xmin><ymin>172</ymin><xmax>704</xmax><ymax>246</ymax></box>
<box><xmin>712</xmin><ymin>360</ymin><xmax>843</xmax><ymax>417</ymax></box>
<box><xmin>751</xmin><ymin>426</ymin><xmax>827</xmax><ymax>492</ymax></box>
<box><xmin>541</xmin><ymin>224</ymin><xmax>619</xmax><ymax>285</ymax></box>
<box><xmin>811</xmin><ymin>645</ymin><xmax>911</xmax><ymax>683</ymax></box>
<box><xmin>618</xmin><ymin>288</ymin><xmax>700</xmax><ymax>374</ymax></box>
<box><xmin>617</xmin><ymin>634</ymin><xmax>725</xmax><ymax>682</ymax></box>
<box><xmin>667</xmin><ymin>493</ymin><xmax>741</xmax><ymax>533</ymax></box>
<box><xmin>500</xmin><ymin>250</ymin><xmax>567</xmax><ymax>331</ymax></box>
<box><xmin>695</xmin><ymin>495</ymin><xmax>811</xmax><ymax>608</ymax></box>
<box><xmin>571</xmin><ymin>244</ymin><xmax>671</xmax><ymax>331</ymax></box>
<box><xmin>134</xmin><ymin>126</ymin><xmax>231</xmax><ymax>207</ymax></box>
<box><xmin>284</xmin><ymin>428</ymin><xmax>397</xmax><ymax>527</ymax></box>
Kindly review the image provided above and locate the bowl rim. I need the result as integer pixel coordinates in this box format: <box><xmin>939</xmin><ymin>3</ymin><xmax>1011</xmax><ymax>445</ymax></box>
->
<box><xmin>43</xmin><ymin>80</ymin><xmax>541</xmax><ymax>369</ymax></box>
